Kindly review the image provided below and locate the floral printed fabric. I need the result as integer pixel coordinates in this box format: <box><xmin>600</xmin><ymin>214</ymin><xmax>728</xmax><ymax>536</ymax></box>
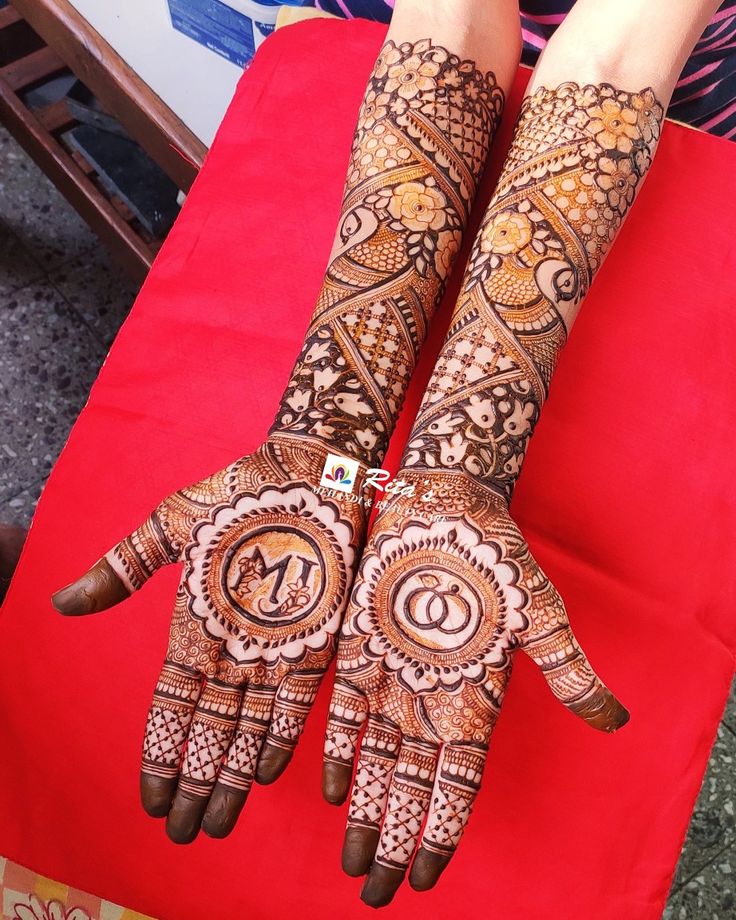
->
<box><xmin>0</xmin><ymin>857</ymin><xmax>153</xmax><ymax>920</ymax></box>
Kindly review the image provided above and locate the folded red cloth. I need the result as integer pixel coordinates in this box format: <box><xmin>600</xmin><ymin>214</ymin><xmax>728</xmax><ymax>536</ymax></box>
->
<box><xmin>1</xmin><ymin>18</ymin><xmax>735</xmax><ymax>920</ymax></box>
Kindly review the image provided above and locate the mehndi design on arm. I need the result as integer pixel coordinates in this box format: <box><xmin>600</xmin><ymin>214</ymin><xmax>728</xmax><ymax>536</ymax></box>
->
<box><xmin>53</xmin><ymin>38</ymin><xmax>503</xmax><ymax>846</ymax></box>
<box><xmin>112</xmin><ymin>439</ymin><xmax>363</xmax><ymax>834</ymax></box>
<box><xmin>324</xmin><ymin>83</ymin><xmax>663</xmax><ymax>906</ymax></box>
<box><xmin>404</xmin><ymin>82</ymin><xmax>663</xmax><ymax>496</ymax></box>
<box><xmin>272</xmin><ymin>38</ymin><xmax>503</xmax><ymax>465</ymax></box>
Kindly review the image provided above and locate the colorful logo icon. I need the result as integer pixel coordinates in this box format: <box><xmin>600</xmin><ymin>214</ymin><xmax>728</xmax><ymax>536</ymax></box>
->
<box><xmin>320</xmin><ymin>453</ymin><xmax>359</xmax><ymax>494</ymax></box>
<box><xmin>324</xmin><ymin>464</ymin><xmax>352</xmax><ymax>486</ymax></box>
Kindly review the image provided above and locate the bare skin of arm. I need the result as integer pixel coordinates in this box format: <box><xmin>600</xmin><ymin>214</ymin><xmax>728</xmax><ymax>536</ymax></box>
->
<box><xmin>323</xmin><ymin>0</ymin><xmax>722</xmax><ymax>907</ymax></box>
<box><xmin>51</xmin><ymin>0</ymin><xmax>519</xmax><ymax>846</ymax></box>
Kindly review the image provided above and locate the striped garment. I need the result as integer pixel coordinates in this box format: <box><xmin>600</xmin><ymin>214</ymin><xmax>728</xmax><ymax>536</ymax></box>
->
<box><xmin>313</xmin><ymin>0</ymin><xmax>736</xmax><ymax>139</ymax></box>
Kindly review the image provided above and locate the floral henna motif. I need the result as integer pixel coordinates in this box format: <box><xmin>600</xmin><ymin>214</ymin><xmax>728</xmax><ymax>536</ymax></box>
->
<box><xmin>271</xmin><ymin>39</ymin><xmax>503</xmax><ymax>465</ymax></box>
<box><xmin>55</xmin><ymin>439</ymin><xmax>366</xmax><ymax>842</ymax></box>
<box><xmin>125</xmin><ymin>444</ymin><xmax>362</xmax><ymax>809</ymax></box>
<box><xmin>346</xmin><ymin>517</ymin><xmax>527</xmax><ymax>700</ymax></box>
<box><xmin>404</xmin><ymin>82</ymin><xmax>664</xmax><ymax>498</ymax></box>
<box><xmin>181</xmin><ymin>485</ymin><xmax>353</xmax><ymax>664</ymax></box>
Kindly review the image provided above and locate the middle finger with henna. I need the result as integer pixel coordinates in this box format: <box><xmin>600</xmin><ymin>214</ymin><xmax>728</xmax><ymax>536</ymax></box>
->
<box><xmin>165</xmin><ymin>678</ymin><xmax>242</xmax><ymax>844</ymax></box>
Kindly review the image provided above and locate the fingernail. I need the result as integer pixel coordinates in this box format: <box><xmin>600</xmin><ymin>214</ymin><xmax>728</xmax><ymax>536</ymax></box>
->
<box><xmin>51</xmin><ymin>560</ymin><xmax>129</xmax><ymax>615</ymax></box>
<box><xmin>51</xmin><ymin>583</ymin><xmax>91</xmax><ymax>616</ymax></box>
<box><xmin>409</xmin><ymin>848</ymin><xmax>450</xmax><ymax>891</ymax></box>
<box><xmin>361</xmin><ymin>864</ymin><xmax>404</xmax><ymax>908</ymax></box>
<box><xmin>342</xmin><ymin>826</ymin><xmax>379</xmax><ymax>877</ymax></box>
<box><xmin>255</xmin><ymin>744</ymin><xmax>292</xmax><ymax>785</ymax></box>
<box><xmin>140</xmin><ymin>774</ymin><xmax>176</xmax><ymax>818</ymax></box>
<box><xmin>322</xmin><ymin>761</ymin><xmax>352</xmax><ymax>805</ymax></box>
<box><xmin>571</xmin><ymin>688</ymin><xmax>631</xmax><ymax>733</ymax></box>
<box><xmin>202</xmin><ymin>786</ymin><xmax>248</xmax><ymax>839</ymax></box>
<box><xmin>166</xmin><ymin>796</ymin><xmax>207</xmax><ymax>845</ymax></box>
<box><xmin>600</xmin><ymin>692</ymin><xmax>630</xmax><ymax>732</ymax></box>
<box><xmin>611</xmin><ymin>702</ymin><xmax>631</xmax><ymax>732</ymax></box>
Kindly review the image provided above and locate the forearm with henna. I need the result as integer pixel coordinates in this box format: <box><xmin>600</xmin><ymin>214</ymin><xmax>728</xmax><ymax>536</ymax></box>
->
<box><xmin>325</xmin><ymin>81</ymin><xmax>664</xmax><ymax>904</ymax></box>
<box><xmin>404</xmin><ymin>81</ymin><xmax>662</xmax><ymax>493</ymax></box>
<box><xmin>270</xmin><ymin>37</ymin><xmax>504</xmax><ymax>466</ymax></box>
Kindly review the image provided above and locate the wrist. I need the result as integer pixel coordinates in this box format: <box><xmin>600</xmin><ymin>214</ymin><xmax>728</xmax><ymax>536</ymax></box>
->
<box><xmin>401</xmin><ymin>374</ymin><xmax>541</xmax><ymax>502</ymax></box>
<box><xmin>267</xmin><ymin>431</ymin><xmax>378</xmax><ymax>500</ymax></box>
<box><xmin>269</xmin><ymin>317</ymin><xmax>396</xmax><ymax>468</ymax></box>
<box><xmin>380</xmin><ymin>467</ymin><xmax>511</xmax><ymax>518</ymax></box>
<box><xmin>268</xmin><ymin>417</ymin><xmax>388</xmax><ymax>470</ymax></box>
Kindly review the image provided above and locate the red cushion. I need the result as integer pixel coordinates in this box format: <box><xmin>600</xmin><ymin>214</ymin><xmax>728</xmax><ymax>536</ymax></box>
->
<box><xmin>1</xmin><ymin>18</ymin><xmax>735</xmax><ymax>920</ymax></box>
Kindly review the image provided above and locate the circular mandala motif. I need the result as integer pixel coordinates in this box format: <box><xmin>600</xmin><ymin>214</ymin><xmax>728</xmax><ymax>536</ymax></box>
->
<box><xmin>217</xmin><ymin>521</ymin><xmax>326</xmax><ymax>630</ymax></box>
<box><xmin>375</xmin><ymin>552</ymin><xmax>491</xmax><ymax>663</ymax></box>
<box><xmin>349</xmin><ymin>517</ymin><xmax>528</xmax><ymax>693</ymax></box>
<box><xmin>185</xmin><ymin>485</ymin><xmax>354</xmax><ymax>665</ymax></box>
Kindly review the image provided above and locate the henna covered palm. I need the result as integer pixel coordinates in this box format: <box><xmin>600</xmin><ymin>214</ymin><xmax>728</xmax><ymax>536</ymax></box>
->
<box><xmin>54</xmin><ymin>438</ymin><xmax>366</xmax><ymax>841</ymax></box>
<box><xmin>324</xmin><ymin>81</ymin><xmax>662</xmax><ymax>906</ymax></box>
<box><xmin>323</xmin><ymin>477</ymin><xmax>626</xmax><ymax>903</ymax></box>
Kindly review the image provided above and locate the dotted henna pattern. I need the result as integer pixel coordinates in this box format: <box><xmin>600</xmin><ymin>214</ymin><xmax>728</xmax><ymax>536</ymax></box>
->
<box><xmin>404</xmin><ymin>82</ymin><xmax>663</xmax><ymax>499</ymax></box>
<box><xmin>90</xmin><ymin>40</ymin><xmax>504</xmax><ymax>836</ymax></box>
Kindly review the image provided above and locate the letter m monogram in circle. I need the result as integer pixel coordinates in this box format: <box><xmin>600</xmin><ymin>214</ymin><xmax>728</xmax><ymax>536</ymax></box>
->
<box><xmin>231</xmin><ymin>546</ymin><xmax>318</xmax><ymax>617</ymax></box>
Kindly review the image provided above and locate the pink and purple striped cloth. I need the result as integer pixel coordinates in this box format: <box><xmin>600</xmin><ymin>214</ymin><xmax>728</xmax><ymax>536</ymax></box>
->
<box><xmin>314</xmin><ymin>0</ymin><xmax>736</xmax><ymax>139</ymax></box>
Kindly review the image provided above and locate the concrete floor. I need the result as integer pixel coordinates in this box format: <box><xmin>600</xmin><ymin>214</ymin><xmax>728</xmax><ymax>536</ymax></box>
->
<box><xmin>0</xmin><ymin>124</ymin><xmax>733</xmax><ymax>918</ymax></box>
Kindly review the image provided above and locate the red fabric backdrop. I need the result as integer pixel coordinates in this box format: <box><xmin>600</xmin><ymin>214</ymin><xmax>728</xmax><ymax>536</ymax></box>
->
<box><xmin>1</xmin><ymin>18</ymin><xmax>735</xmax><ymax>920</ymax></box>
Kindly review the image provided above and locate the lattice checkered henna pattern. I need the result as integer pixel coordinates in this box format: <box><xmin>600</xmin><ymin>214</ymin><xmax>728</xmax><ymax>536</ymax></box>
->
<box><xmin>109</xmin><ymin>440</ymin><xmax>364</xmax><ymax>829</ymax></box>
<box><xmin>271</xmin><ymin>38</ymin><xmax>503</xmax><ymax>466</ymax></box>
<box><xmin>404</xmin><ymin>82</ymin><xmax>663</xmax><ymax>498</ymax></box>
